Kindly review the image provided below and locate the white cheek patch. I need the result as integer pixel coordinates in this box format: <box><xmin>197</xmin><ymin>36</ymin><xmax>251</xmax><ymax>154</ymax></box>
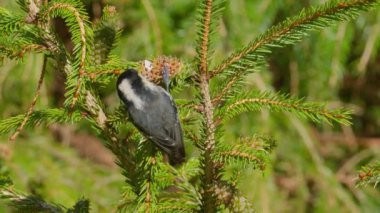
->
<box><xmin>118</xmin><ymin>80</ymin><xmax>145</xmax><ymax>110</ymax></box>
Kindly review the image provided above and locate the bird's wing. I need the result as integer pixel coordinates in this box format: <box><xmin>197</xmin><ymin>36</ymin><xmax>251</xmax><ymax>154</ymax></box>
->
<box><xmin>129</xmin><ymin>92</ymin><xmax>183</xmax><ymax>155</ymax></box>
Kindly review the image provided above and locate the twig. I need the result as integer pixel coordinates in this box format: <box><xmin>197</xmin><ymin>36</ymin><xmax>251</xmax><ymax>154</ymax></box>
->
<box><xmin>10</xmin><ymin>55</ymin><xmax>48</xmax><ymax>141</ymax></box>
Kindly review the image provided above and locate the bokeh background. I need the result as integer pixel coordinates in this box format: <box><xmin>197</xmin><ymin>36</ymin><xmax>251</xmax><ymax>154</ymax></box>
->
<box><xmin>0</xmin><ymin>0</ymin><xmax>379</xmax><ymax>212</ymax></box>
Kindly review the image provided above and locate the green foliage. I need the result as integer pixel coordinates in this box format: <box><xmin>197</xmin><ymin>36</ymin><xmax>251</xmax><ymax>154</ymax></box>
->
<box><xmin>195</xmin><ymin>0</ymin><xmax>226</xmax><ymax>68</ymax></box>
<box><xmin>67</xmin><ymin>198</ymin><xmax>91</xmax><ymax>213</ymax></box>
<box><xmin>0</xmin><ymin>109</ymin><xmax>81</xmax><ymax>134</ymax></box>
<box><xmin>0</xmin><ymin>0</ymin><xmax>378</xmax><ymax>212</ymax></box>
<box><xmin>220</xmin><ymin>91</ymin><xmax>351</xmax><ymax>125</ymax></box>
<box><xmin>214</xmin><ymin>135</ymin><xmax>276</xmax><ymax>169</ymax></box>
<box><xmin>212</xmin><ymin>0</ymin><xmax>379</xmax><ymax>76</ymax></box>
<box><xmin>0</xmin><ymin>7</ymin><xmax>44</xmax><ymax>60</ymax></box>
<box><xmin>357</xmin><ymin>161</ymin><xmax>380</xmax><ymax>187</ymax></box>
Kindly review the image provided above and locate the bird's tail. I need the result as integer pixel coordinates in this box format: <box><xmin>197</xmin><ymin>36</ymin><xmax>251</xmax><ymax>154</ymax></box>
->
<box><xmin>169</xmin><ymin>145</ymin><xmax>186</xmax><ymax>166</ymax></box>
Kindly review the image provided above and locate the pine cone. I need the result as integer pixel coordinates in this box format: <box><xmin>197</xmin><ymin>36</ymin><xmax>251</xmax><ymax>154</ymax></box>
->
<box><xmin>140</xmin><ymin>56</ymin><xmax>182</xmax><ymax>84</ymax></box>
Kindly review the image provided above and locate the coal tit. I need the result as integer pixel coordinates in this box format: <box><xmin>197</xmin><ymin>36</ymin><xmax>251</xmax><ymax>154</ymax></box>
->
<box><xmin>116</xmin><ymin>69</ymin><xmax>185</xmax><ymax>165</ymax></box>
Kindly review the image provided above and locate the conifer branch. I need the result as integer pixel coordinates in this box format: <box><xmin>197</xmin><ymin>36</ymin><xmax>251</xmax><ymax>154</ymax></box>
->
<box><xmin>157</xmin><ymin>205</ymin><xmax>194</xmax><ymax>212</ymax></box>
<box><xmin>215</xmin><ymin>136</ymin><xmax>275</xmax><ymax>169</ymax></box>
<box><xmin>10</xmin><ymin>55</ymin><xmax>48</xmax><ymax>141</ymax></box>
<box><xmin>92</xmin><ymin>7</ymin><xmax>121</xmax><ymax>65</ymax></box>
<box><xmin>0</xmin><ymin>188</ymin><xmax>65</xmax><ymax>213</ymax></box>
<box><xmin>67</xmin><ymin>198</ymin><xmax>90</xmax><ymax>213</ymax></box>
<box><xmin>85</xmin><ymin>59</ymin><xmax>138</xmax><ymax>83</ymax></box>
<box><xmin>223</xmin><ymin>92</ymin><xmax>351</xmax><ymax>125</ymax></box>
<box><xmin>82</xmin><ymin>89</ymin><xmax>143</xmax><ymax>206</ymax></box>
<box><xmin>0</xmin><ymin>109</ymin><xmax>81</xmax><ymax>135</ymax></box>
<box><xmin>199</xmin><ymin>54</ymin><xmax>218</xmax><ymax>213</ymax></box>
<box><xmin>0</xmin><ymin>7</ymin><xmax>24</xmax><ymax>33</ymax></box>
<box><xmin>0</xmin><ymin>0</ymin><xmax>375</xmax><ymax>211</ymax></box>
<box><xmin>210</xmin><ymin>0</ymin><xmax>379</xmax><ymax>77</ymax></box>
<box><xmin>197</xmin><ymin>0</ymin><xmax>212</xmax><ymax>75</ymax></box>
<box><xmin>212</xmin><ymin>68</ymin><xmax>245</xmax><ymax>106</ymax></box>
<box><xmin>356</xmin><ymin>161</ymin><xmax>380</xmax><ymax>187</ymax></box>
<box><xmin>0</xmin><ymin>44</ymin><xmax>48</xmax><ymax>60</ymax></box>
<box><xmin>47</xmin><ymin>2</ymin><xmax>86</xmax><ymax>102</ymax></box>
<box><xmin>87</xmin><ymin>69</ymin><xmax>120</xmax><ymax>79</ymax></box>
<box><xmin>134</xmin><ymin>147</ymin><xmax>160</xmax><ymax>213</ymax></box>
<box><xmin>218</xmin><ymin>150</ymin><xmax>259</xmax><ymax>162</ymax></box>
<box><xmin>195</xmin><ymin>0</ymin><xmax>227</xmax><ymax>211</ymax></box>
<box><xmin>42</xmin><ymin>0</ymin><xmax>92</xmax><ymax>108</ymax></box>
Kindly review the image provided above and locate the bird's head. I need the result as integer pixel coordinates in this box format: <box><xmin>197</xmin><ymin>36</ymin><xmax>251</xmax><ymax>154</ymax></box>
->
<box><xmin>117</xmin><ymin>69</ymin><xmax>141</xmax><ymax>87</ymax></box>
<box><xmin>117</xmin><ymin>69</ymin><xmax>145</xmax><ymax>109</ymax></box>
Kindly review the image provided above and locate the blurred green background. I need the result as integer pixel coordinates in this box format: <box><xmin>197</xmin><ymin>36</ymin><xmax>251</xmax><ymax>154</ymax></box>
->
<box><xmin>0</xmin><ymin>0</ymin><xmax>379</xmax><ymax>212</ymax></box>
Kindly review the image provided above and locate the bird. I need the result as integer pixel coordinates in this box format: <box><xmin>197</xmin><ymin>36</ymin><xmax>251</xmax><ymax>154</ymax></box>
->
<box><xmin>116</xmin><ymin>68</ymin><xmax>185</xmax><ymax>165</ymax></box>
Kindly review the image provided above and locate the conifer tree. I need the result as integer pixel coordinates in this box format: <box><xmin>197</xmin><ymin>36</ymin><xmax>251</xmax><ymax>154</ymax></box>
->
<box><xmin>0</xmin><ymin>0</ymin><xmax>378</xmax><ymax>212</ymax></box>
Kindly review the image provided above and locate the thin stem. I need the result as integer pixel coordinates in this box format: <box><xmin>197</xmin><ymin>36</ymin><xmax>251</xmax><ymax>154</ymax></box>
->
<box><xmin>10</xmin><ymin>55</ymin><xmax>48</xmax><ymax>141</ymax></box>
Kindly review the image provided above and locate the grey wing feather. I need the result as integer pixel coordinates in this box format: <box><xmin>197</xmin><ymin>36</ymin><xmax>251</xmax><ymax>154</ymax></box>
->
<box><xmin>129</xmin><ymin>91</ymin><xmax>183</xmax><ymax>155</ymax></box>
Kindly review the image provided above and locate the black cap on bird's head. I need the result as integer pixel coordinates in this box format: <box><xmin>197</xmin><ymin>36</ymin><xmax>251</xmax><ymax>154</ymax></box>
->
<box><xmin>117</xmin><ymin>69</ymin><xmax>141</xmax><ymax>85</ymax></box>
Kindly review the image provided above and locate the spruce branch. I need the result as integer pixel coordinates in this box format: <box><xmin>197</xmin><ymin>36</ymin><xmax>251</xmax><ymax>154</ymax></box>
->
<box><xmin>0</xmin><ymin>109</ymin><xmax>82</xmax><ymax>135</ymax></box>
<box><xmin>211</xmin><ymin>65</ymin><xmax>257</xmax><ymax>106</ymax></box>
<box><xmin>0</xmin><ymin>181</ymin><xmax>90</xmax><ymax>213</ymax></box>
<box><xmin>199</xmin><ymin>23</ymin><xmax>217</xmax><ymax>213</ymax></box>
<box><xmin>92</xmin><ymin>6</ymin><xmax>121</xmax><ymax>65</ymax></box>
<box><xmin>159</xmin><ymin>159</ymin><xmax>202</xmax><ymax>211</ymax></box>
<box><xmin>133</xmin><ymin>144</ymin><xmax>163</xmax><ymax>212</ymax></box>
<box><xmin>85</xmin><ymin>58</ymin><xmax>138</xmax><ymax>84</ymax></box>
<box><xmin>42</xmin><ymin>0</ymin><xmax>93</xmax><ymax>108</ymax></box>
<box><xmin>215</xmin><ymin>135</ymin><xmax>275</xmax><ymax>170</ymax></box>
<box><xmin>196</xmin><ymin>0</ymin><xmax>212</xmax><ymax>75</ymax></box>
<box><xmin>356</xmin><ymin>161</ymin><xmax>380</xmax><ymax>187</ymax></box>
<box><xmin>195</xmin><ymin>0</ymin><xmax>225</xmax><ymax>76</ymax></box>
<box><xmin>0</xmin><ymin>188</ymin><xmax>65</xmax><ymax>213</ymax></box>
<box><xmin>0</xmin><ymin>7</ymin><xmax>48</xmax><ymax>60</ymax></box>
<box><xmin>210</xmin><ymin>0</ymin><xmax>379</xmax><ymax>77</ymax></box>
<box><xmin>0</xmin><ymin>43</ymin><xmax>48</xmax><ymax>60</ymax></box>
<box><xmin>216</xmin><ymin>150</ymin><xmax>261</xmax><ymax>167</ymax></box>
<box><xmin>82</xmin><ymin>89</ymin><xmax>153</xmax><ymax>213</ymax></box>
<box><xmin>10</xmin><ymin>55</ymin><xmax>48</xmax><ymax>141</ymax></box>
<box><xmin>0</xmin><ymin>7</ymin><xmax>24</xmax><ymax>33</ymax></box>
<box><xmin>222</xmin><ymin>91</ymin><xmax>351</xmax><ymax>125</ymax></box>
<box><xmin>157</xmin><ymin>204</ymin><xmax>194</xmax><ymax>213</ymax></box>
<box><xmin>67</xmin><ymin>198</ymin><xmax>90</xmax><ymax>213</ymax></box>
<box><xmin>0</xmin><ymin>0</ymin><xmax>376</xmax><ymax>211</ymax></box>
<box><xmin>195</xmin><ymin>0</ymin><xmax>226</xmax><ymax>211</ymax></box>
